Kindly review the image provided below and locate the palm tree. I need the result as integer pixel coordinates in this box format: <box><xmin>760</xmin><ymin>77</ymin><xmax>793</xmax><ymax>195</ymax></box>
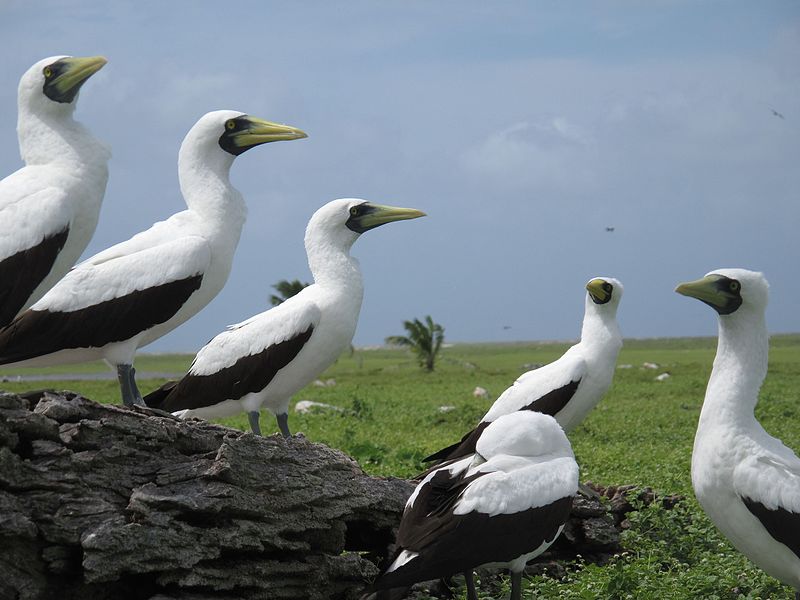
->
<box><xmin>385</xmin><ymin>315</ymin><xmax>445</xmax><ymax>372</ymax></box>
<box><xmin>269</xmin><ymin>279</ymin><xmax>310</xmax><ymax>306</ymax></box>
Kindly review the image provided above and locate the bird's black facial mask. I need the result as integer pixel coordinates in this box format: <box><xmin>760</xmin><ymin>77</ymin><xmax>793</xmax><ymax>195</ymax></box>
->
<box><xmin>42</xmin><ymin>60</ymin><xmax>85</xmax><ymax>103</ymax></box>
<box><xmin>218</xmin><ymin>117</ymin><xmax>255</xmax><ymax>156</ymax></box>
<box><xmin>345</xmin><ymin>203</ymin><xmax>379</xmax><ymax>234</ymax></box>
<box><xmin>588</xmin><ymin>282</ymin><xmax>613</xmax><ymax>305</ymax></box>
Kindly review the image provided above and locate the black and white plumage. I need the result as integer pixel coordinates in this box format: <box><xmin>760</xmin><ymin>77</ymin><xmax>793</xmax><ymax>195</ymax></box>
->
<box><xmin>676</xmin><ymin>269</ymin><xmax>800</xmax><ymax>597</ymax></box>
<box><xmin>0</xmin><ymin>110</ymin><xmax>307</xmax><ymax>407</ymax></box>
<box><xmin>425</xmin><ymin>277</ymin><xmax>623</xmax><ymax>465</ymax></box>
<box><xmin>0</xmin><ymin>55</ymin><xmax>109</xmax><ymax>327</ymax></box>
<box><xmin>144</xmin><ymin>198</ymin><xmax>425</xmax><ymax>437</ymax></box>
<box><xmin>367</xmin><ymin>411</ymin><xmax>578</xmax><ymax>600</ymax></box>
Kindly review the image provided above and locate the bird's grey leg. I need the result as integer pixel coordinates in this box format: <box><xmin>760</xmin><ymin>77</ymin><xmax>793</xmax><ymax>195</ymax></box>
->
<box><xmin>510</xmin><ymin>570</ymin><xmax>522</xmax><ymax>600</ymax></box>
<box><xmin>464</xmin><ymin>571</ymin><xmax>478</xmax><ymax>600</ymax></box>
<box><xmin>116</xmin><ymin>364</ymin><xmax>137</xmax><ymax>407</ymax></box>
<box><xmin>247</xmin><ymin>411</ymin><xmax>262</xmax><ymax>436</ymax></box>
<box><xmin>276</xmin><ymin>412</ymin><xmax>291</xmax><ymax>438</ymax></box>
<box><xmin>795</xmin><ymin>591</ymin><xmax>799</xmax><ymax>600</ymax></box>
<box><xmin>126</xmin><ymin>364</ymin><xmax>145</xmax><ymax>406</ymax></box>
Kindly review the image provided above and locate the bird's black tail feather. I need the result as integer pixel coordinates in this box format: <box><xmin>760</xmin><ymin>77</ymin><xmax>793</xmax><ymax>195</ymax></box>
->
<box><xmin>143</xmin><ymin>380</ymin><xmax>178</xmax><ymax>409</ymax></box>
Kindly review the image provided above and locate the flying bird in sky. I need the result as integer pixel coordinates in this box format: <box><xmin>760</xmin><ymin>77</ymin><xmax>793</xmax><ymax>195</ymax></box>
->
<box><xmin>769</xmin><ymin>106</ymin><xmax>785</xmax><ymax>119</ymax></box>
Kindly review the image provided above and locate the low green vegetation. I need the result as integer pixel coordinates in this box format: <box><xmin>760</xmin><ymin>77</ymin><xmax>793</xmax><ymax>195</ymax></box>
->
<box><xmin>2</xmin><ymin>334</ymin><xmax>798</xmax><ymax>599</ymax></box>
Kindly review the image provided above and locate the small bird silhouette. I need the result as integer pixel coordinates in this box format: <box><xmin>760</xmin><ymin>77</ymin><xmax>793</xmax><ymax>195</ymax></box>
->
<box><xmin>768</xmin><ymin>106</ymin><xmax>785</xmax><ymax>120</ymax></box>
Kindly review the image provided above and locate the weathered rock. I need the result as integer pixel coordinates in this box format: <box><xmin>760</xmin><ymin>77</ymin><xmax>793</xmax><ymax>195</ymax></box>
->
<box><xmin>0</xmin><ymin>391</ymin><xmax>412</xmax><ymax>600</ymax></box>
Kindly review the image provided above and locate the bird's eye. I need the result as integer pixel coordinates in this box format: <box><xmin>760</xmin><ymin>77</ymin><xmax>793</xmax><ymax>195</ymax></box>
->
<box><xmin>603</xmin><ymin>283</ymin><xmax>613</xmax><ymax>293</ymax></box>
<box><xmin>225</xmin><ymin>120</ymin><xmax>236</xmax><ymax>131</ymax></box>
<box><xmin>729</xmin><ymin>281</ymin><xmax>740</xmax><ymax>292</ymax></box>
<box><xmin>43</xmin><ymin>67</ymin><xmax>53</xmax><ymax>78</ymax></box>
<box><xmin>349</xmin><ymin>207</ymin><xmax>359</xmax><ymax>216</ymax></box>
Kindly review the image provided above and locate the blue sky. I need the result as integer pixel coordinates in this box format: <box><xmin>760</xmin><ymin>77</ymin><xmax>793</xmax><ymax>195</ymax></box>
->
<box><xmin>1</xmin><ymin>1</ymin><xmax>798</xmax><ymax>351</ymax></box>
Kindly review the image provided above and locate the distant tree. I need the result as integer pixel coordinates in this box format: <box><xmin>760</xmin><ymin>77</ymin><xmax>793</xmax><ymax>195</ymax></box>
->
<box><xmin>270</xmin><ymin>279</ymin><xmax>310</xmax><ymax>306</ymax></box>
<box><xmin>385</xmin><ymin>315</ymin><xmax>445</xmax><ymax>372</ymax></box>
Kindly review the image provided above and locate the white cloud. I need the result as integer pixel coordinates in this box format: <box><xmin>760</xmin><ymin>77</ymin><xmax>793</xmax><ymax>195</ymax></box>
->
<box><xmin>461</xmin><ymin>117</ymin><xmax>598</xmax><ymax>193</ymax></box>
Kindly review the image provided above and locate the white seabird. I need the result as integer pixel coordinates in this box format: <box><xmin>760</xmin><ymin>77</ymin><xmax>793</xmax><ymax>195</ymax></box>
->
<box><xmin>0</xmin><ymin>110</ymin><xmax>307</xmax><ymax>407</ymax></box>
<box><xmin>0</xmin><ymin>55</ymin><xmax>109</xmax><ymax>327</ymax></box>
<box><xmin>366</xmin><ymin>411</ymin><xmax>578</xmax><ymax>600</ymax></box>
<box><xmin>144</xmin><ymin>198</ymin><xmax>426</xmax><ymax>437</ymax></box>
<box><xmin>676</xmin><ymin>268</ymin><xmax>800</xmax><ymax>598</ymax></box>
<box><xmin>425</xmin><ymin>277</ymin><xmax>623</xmax><ymax>464</ymax></box>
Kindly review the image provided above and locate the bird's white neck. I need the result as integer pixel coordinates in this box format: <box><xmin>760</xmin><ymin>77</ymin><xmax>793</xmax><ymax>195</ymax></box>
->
<box><xmin>17</xmin><ymin>108</ymin><xmax>110</xmax><ymax>169</ymax></box>
<box><xmin>177</xmin><ymin>144</ymin><xmax>246</xmax><ymax>234</ymax></box>
<box><xmin>701</xmin><ymin>309</ymin><xmax>768</xmax><ymax>430</ymax></box>
<box><xmin>579</xmin><ymin>298</ymin><xmax>622</xmax><ymax>358</ymax></box>
<box><xmin>305</xmin><ymin>236</ymin><xmax>364</xmax><ymax>298</ymax></box>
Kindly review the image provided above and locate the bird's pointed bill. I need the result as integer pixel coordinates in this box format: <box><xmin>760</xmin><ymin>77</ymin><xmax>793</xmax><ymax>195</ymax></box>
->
<box><xmin>45</xmin><ymin>56</ymin><xmax>107</xmax><ymax>103</ymax></box>
<box><xmin>586</xmin><ymin>278</ymin><xmax>610</xmax><ymax>304</ymax></box>
<box><xmin>231</xmin><ymin>116</ymin><xmax>308</xmax><ymax>149</ymax></box>
<box><xmin>675</xmin><ymin>274</ymin><xmax>742</xmax><ymax>315</ymax></box>
<box><xmin>352</xmin><ymin>203</ymin><xmax>426</xmax><ymax>232</ymax></box>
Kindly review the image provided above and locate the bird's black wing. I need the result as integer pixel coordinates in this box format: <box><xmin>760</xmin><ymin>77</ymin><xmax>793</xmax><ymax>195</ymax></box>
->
<box><xmin>0</xmin><ymin>227</ymin><xmax>69</xmax><ymax>328</ymax></box>
<box><xmin>0</xmin><ymin>275</ymin><xmax>203</xmax><ymax>364</ymax></box>
<box><xmin>742</xmin><ymin>497</ymin><xmax>800</xmax><ymax>560</ymax></box>
<box><xmin>372</xmin><ymin>463</ymin><xmax>572</xmax><ymax>592</ymax></box>
<box><xmin>145</xmin><ymin>325</ymin><xmax>314</xmax><ymax>412</ymax></box>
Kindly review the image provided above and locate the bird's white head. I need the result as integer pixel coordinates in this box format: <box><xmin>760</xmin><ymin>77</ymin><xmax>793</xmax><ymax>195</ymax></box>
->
<box><xmin>476</xmin><ymin>411</ymin><xmax>574</xmax><ymax>461</ymax></box>
<box><xmin>305</xmin><ymin>198</ymin><xmax>426</xmax><ymax>255</ymax></box>
<box><xmin>18</xmin><ymin>55</ymin><xmax>107</xmax><ymax>117</ymax></box>
<box><xmin>179</xmin><ymin>110</ymin><xmax>307</xmax><ymax>172</ymax></box>
<box><xmin>585</xmin><ymin>277</ymin><xmax>623</xmax><ymax>314</ymax></box>
<box><xmin>675</xmin><ymin>268</ymin><xmax>768</xmax><ymax>318</ymax></box>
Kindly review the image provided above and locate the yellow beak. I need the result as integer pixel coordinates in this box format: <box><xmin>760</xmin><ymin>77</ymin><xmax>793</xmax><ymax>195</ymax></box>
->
<box><xmin>231</xmin><ymin>116</ymin><xmax>308</xmax><ymax>148</ymax></box>
<box><xmin>51</xmin><ymin>55</ymin><xmax>107</xmax><ymax>96</ymax></box>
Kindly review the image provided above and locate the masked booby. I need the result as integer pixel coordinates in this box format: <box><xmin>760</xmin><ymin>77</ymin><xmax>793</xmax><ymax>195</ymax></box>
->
<box><xmin>425</xmin><ymin>277</ymin><xmax>623</xmax><ymax>465</ymax></box>
<box><xmin>144</xmin><ymin>198</ymin><xmax>425</xmax><ymax>437</ymax></box>
<box><xmin>0</xmin><ymin>110</ymin><xmax>307</xmax><ymax>407</ymax></box>
<box><xmin>676</xmin><ymin>269</ymin><xmax>800</xmax><ymax>598</ymax></box>
<box><xmin>366</xmin><ymin>411</ymin><xmax>578</xmax><ymax>600</ymax></box>
<box><xmin>0</xmin><ymin>55</ymin><xmax>109</xmax><ymax>327</ymax></box>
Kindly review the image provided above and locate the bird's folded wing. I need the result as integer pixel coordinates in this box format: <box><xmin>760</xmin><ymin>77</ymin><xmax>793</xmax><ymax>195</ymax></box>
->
<box><xmin>734</xmin><ymin>451</ymin><xmax>800</xmax><ymax>514</ymax></box>
<box><xmin>483</xmin><ymin>355</ymin><xmax>586</xmax><ymax>421</ymax></box>
<box><xmin>0</xmin><ymin>187</ymin><xmax>72</xmax><ymax>325</ymax></box>
<box><xmin>734</xmin><ymin>451</ymin><xmax>800</xmax><ymax>560</ymax></box>
<box><xmin>397</xmin><ymin>460</ymin><xmax>477</xmax><ymax>550</ymax></box>
<box><xmin>31</xmin><ymin>234</ymin><xmax>211</xmax><ymax>313</ymax></box>
<box><xmin>147</xmin><ymin>299</ymin><xmax>321</xmax><ymax>412</ymax></box>
<box><xmin>0</xmin><ymin>186</ymin><xmax>70</xmax><ymax>259</ymax></box>
<box><xmin>190</xmin><ymin>297</ymin><xmax>321</xmax><ymax>375</ymax></box>
<box><xmin>0</xmin><ymin>236</ymin><xmax>210</xmax><ymax>364</ymax></box>
<box><xmin>456</xmin><ymin>456</ymin><xmax>579</xmax><ymax>517</ymax></box>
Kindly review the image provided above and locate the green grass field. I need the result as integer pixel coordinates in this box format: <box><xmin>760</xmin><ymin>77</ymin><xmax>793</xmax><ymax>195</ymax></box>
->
<box><xmin>2</xmin><ymin>335</ymin><xmax>799</xmax><ymax>599</ymax></box>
